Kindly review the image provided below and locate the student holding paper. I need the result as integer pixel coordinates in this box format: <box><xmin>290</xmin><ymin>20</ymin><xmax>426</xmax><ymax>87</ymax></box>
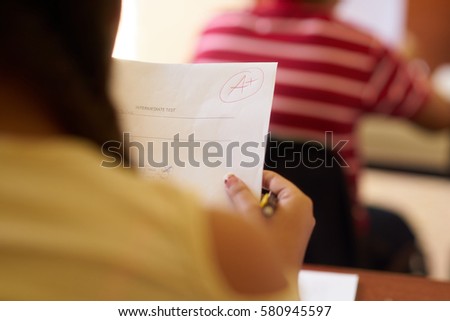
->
<box><xmin>0</xmin><ymin>0</ymin><xmax>314</xmax><ymax>300</ymax></box>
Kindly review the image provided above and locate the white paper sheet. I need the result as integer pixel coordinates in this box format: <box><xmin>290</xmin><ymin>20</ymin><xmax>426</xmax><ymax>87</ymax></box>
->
<box><xmin>109</xmin><ymin>59</ymin><xmax>277</xmax><ymax>206</ymax></box>
<box><xmin>299</xmin><ymin>270</ymin><xmax>359</xmax><ymax>301</ymax></box>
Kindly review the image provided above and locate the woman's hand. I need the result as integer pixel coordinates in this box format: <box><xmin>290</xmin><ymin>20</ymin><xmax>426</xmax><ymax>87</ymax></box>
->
<box><xmin>225</xmin><ymin>170</ymin><xmax>315</xmax><ymax>270</ymax></box>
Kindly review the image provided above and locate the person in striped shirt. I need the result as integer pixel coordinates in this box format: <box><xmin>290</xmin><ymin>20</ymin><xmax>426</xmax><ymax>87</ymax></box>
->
<box><xmin>192</xmin><ymin>0</ymin><xmax>450</xmax><ymax>249</ymax></box>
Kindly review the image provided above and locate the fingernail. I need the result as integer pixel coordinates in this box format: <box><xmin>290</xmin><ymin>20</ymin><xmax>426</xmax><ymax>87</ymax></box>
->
<box><xmin>224</xmin><ymin>173</ymin><xmax>237</xmax><ymax>188</ymax></box>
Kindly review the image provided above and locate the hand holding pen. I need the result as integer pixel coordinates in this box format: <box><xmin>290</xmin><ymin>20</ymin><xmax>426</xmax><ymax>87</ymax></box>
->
<box><xmin>224</xmin><ymin>170</ymin><xmax>315</xmax><ymax>269</ymax></box>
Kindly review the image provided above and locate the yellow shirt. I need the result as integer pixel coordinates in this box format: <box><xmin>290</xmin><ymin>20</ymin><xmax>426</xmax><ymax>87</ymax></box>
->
<box><xmin>0</xmin><ymin>137</ymin><xmax>296</xmax><ymax>300</ymax></box>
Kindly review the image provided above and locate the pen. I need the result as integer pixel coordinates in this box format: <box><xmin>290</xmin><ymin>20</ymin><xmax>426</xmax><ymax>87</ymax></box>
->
<box><xmin>260</xmin><ymin>191</ymin><xmax>278</xmax><ymax>217</ymax></box>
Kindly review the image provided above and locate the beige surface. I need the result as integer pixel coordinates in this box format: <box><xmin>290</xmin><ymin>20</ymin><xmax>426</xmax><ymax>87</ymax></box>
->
<box><xmin>358</xmin><ymin>116</ymin><xmax>450</xmax><ymax>173</ymax></box>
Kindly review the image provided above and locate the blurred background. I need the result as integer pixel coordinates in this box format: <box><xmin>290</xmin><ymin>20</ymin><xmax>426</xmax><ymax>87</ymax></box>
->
<box><xmin>113</xmin><ymin>0</ymin><xmax>450</xmax><ymax>280</ymax></box>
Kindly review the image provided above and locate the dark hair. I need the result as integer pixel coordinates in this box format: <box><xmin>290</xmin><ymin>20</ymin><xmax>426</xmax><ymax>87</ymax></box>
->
<box><xmin>0</xmin><ymin>0</ymin><xmax>127</xmax><ymax>162</ymax></box>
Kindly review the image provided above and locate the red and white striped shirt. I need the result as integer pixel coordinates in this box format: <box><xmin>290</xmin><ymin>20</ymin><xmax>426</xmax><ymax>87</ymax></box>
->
<box><xmin>192</xmin><ymin>4</ymin><xmax>430</xmax><ymax>234</ymax></box>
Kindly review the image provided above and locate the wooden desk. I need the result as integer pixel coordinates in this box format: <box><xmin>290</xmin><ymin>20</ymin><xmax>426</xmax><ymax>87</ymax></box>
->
<box><xmin>304</xmin><ymin>265</ymin><xmax>450</xmax><ymax>301</ymax></box>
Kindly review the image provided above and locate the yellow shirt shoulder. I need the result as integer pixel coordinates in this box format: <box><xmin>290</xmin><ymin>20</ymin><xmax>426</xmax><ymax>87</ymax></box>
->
<box><xmin>0</xmin><ymin>137</ymin><xmax>297</xmax><ymax>300</ymax></box>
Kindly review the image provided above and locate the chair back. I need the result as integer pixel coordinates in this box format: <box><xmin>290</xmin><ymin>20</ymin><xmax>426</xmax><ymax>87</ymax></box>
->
<box><xmin>265</xmin><ymin>136</ymin><xmax>357</xmax><ymax>267</ymax></box>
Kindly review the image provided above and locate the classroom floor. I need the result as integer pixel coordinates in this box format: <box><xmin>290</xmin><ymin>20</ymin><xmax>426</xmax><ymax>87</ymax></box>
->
<box><xmin>360</xmin><ymin>169</ymin><xmax>450</xmax><ymax>281</ymax></box>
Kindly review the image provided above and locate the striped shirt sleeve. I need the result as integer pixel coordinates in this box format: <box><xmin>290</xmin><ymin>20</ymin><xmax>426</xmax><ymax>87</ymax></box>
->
<box><xmin>361</xmin><ymin>46</ymin><xmax>431</xmax><ymax>119</ymax></box>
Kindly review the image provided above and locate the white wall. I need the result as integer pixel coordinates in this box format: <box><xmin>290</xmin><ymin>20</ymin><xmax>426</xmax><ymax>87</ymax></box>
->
<box><xmin>336</xmin><ymin>0</ymin><xmax>407</xmax><ymax>49</ymax></box>
<box><xmin>114</xmin><ymin>0</ymin><xmax>251</xmax><ymax>63</ymax></box>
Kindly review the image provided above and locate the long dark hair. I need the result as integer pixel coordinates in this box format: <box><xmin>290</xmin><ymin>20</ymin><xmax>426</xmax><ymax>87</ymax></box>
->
<box><xmin>0</xmin><ymin>0</ymin><xmax>127</xmax><ymax>162</ymax></box>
